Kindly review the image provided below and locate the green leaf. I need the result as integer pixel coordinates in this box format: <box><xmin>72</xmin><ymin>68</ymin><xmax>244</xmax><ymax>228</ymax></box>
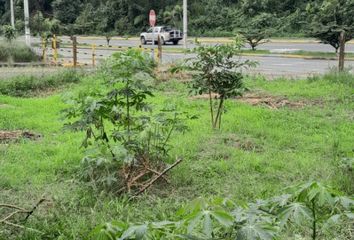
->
<box><xmin>211</xmin><ymin>210</ymin><xmax>234</xmax><ymax>227</ymax></box>
<box><xmin>278</xmin><ymin>202</ymin><xmax>312</xmax><ymax>228</ymax></box>
<box><xmin>187</xmin><ymin>212</ymin><xmax>203</xmax><ymax>234</ymax></box>
<box><xmin>203</xmin><ymin>211</ymin><xmax>213</xmax><ymax>238</ymax></box>
<box><xmin>236</xmin><ymin>222</ymin><xmax>278</xmax><ymax>240</ymax></box>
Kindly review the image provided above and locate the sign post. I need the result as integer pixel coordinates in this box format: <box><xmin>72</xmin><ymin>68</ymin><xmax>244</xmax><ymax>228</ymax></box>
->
<box><xmin>149</xmin><ymin>10</ymin><xmax>156</xmax><ymax>61</ymax></box>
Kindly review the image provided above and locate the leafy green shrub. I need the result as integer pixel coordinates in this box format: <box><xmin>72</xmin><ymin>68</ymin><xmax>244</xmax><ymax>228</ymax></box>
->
<box><xmin>91</xmin><ymin>181</ymin><xmax>353</xmax><ymax>239</ymax></box>
<box><xmin>2</xmin><ymin>25</ymin><xmax>16</xmax><ymax>42</ymax></box>
<box><xmin>0</xmin><ymin>42</ymin><xmax>40</xmax><ymax>62</ymax></box>
<box><xmin>64</xmin><ymin>49</ymin><xmax>191</xmax><ymax>194</ymax></box>
<box><xmin>0</xmin><ymin>69</ymin><xmax>83</xmax><ymax>97</ymax></box>
<box><xmin>187</xmin><ymin>38</ymin><xmax>256</xmax><ymax>129</ymax></box>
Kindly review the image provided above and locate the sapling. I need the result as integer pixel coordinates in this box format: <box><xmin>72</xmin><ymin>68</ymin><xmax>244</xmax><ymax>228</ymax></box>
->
<box><xmin>187</xmin><ymin>37</ymin><xmax>256</xmax><ymax>129</ymax></box>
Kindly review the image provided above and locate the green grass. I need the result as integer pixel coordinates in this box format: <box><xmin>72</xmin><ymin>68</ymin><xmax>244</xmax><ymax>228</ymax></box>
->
<box><xmin>0</xmin><ymin>41</ymin><xmax>40</xmax><ymax>63</ymax></box>
<box><xmin>0</xmin><ymin>70</ymin><xmax>353</xmax><ymax>239</ymax></box>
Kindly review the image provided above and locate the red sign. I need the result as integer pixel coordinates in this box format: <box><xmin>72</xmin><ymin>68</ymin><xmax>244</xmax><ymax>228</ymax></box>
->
<box><xmin>149</xmin><ymin>10</ymin><xmax>156</xmax><ymax>27</ymax></box>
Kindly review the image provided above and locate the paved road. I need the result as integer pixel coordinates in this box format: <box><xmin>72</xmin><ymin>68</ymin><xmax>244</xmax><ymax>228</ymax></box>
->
<box><xmin>9</xmin><ymin>36</ymin><xmax>354</xmax><ymax>77</ymax></box>
<box><xmin>67</xmin><ymin>37</ymin><xmax>354</xmax><ymax>53</ymax></box>
<box><xmin>58</xmin><ymin>47</ymin><xmax>353</xmax><ymax>77</ymax></box>
<box><xmin>161</xmin><ymin>53</ymin><xmax>352</xmax><ymax>77</ymax></box>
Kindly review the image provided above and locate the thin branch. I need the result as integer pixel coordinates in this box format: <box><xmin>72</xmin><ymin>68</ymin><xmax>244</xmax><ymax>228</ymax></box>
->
<box><xmin>1</xmin><ymin>211</ymin><xmax>21</xmax><ymax>223</ymax></box>
<box><xmin>132</xmin><ymin>158</ymin><xmax>183</xmax><ymax>198</ymax></box>
<box><xmin>0</xmin><ymin>204</ymin><xmax>28</xmax><ymax>212</ymax></box>
<box><xmin>2</xmin><ymin>221</ymin><xmax>44</xmax><ymax>234</ymax></box>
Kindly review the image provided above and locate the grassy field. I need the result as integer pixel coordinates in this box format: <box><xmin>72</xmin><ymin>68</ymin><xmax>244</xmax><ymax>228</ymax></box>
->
<box><xmin>0</xmin><ymin>69</ymin><xmax>353</xmax><ymax>239</ymax></box>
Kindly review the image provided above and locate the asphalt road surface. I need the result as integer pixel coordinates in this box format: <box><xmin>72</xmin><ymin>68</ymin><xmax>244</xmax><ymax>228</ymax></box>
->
<box><xmin>56</xmin><ymin>46</ymin><xmax>353</xmax><ymax>77</ymax></box>
<box><xmin>8</xmin><ymin>36</ymin><xmax>354</xmax><ymax>77</ymax></box>
<box><xmin>67</xmin><ymin>37</ymin><xmax>354</xmax><ymax>53</ymax></box>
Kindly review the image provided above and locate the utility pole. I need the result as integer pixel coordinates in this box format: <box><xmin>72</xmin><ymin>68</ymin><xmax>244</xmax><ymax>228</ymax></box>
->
<box><xmin>183</xmin><ymin>0</ymin><xmax>188</xmax><ymax>49</ymax></box>
<box><xmin>10</xmin><ymin>0</ymin><xmax>15</xmax><ymax>28</ymax></box>
<box><xmin>23</xmin><ymin>0</ymin><xmax>31</xmax><ymax>46</ymax></box>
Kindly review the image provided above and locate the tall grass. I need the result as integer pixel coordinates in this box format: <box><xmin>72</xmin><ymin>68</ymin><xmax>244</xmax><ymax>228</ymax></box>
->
<box><xmin>0</xmin><ymin>69</ymin><xmax>84</xmax><ymax>97</ymax></box>
<box><xmin>308</xmin><ymin>69</ymin><xmax>354</xmax><ymax>87</ymax></box>
<box><xmin>0</xmin><ymin>41</ymin><xmax>40</xmax><ymax>62</ymax></box>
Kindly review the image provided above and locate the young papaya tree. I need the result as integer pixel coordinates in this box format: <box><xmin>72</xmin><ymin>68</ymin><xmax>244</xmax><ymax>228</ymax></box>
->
<box><xmin>187</xmin><ymin>38</ymin><xmax>256</xmax><ymax>129</ymax></box>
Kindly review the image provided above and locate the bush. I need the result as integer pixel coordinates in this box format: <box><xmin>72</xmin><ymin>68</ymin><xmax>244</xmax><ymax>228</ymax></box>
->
<box><xmin>0</xmin><ymin>42</ymin><xmax>40</xmax><ymax>62</ymax></box>
<box><xmin>0</xmin><ymin>69</ymin><xmax>83</xmax><ymax>97</ymax></box>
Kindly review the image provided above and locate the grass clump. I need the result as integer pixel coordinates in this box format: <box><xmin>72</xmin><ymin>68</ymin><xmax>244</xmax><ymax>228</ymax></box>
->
<box><xmin>0</xmin><ymin>41</ymin><xmax>40</xmax><ymax>63</ymax></box>
<box><xmin>0</xmin><ymin>69</ymin><xmax>84</xmax><ymax>97</ymax></box>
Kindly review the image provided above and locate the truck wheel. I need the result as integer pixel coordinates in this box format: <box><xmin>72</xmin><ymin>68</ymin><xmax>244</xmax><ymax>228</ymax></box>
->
<box><xmin>141</xmin><ymin>37</ymin><xmax>146</xmax><ymax>45</ymax></box>
<box><xmin>173</xmin><ymin>40</ymin><xmax>179</xmax><ymax>45</ymax></box>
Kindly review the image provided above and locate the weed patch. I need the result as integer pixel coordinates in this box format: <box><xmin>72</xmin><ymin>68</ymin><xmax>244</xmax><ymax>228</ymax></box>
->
<box><xmin>0</xmin><ymin>69</ymin><xmax>83</xmax><ymax>97</ymax></box>
<box><xmin>0</xmin><ymin>42</ymin><xmax>40</xmax><ymax>63</ymax></box>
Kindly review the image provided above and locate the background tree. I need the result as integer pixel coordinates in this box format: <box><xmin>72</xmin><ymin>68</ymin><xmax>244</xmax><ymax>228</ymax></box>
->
<box><xmin>237</xmin><ymin>13</ymin><xmax>275</xmax><ymax>50</ymax></box>
<box><xmin>52</xmin><ymin>0</ymin><xmax>82</xmax><ymax>25</ymax></box>
<box><xmin>307</xmin><ymin>0</ymin><xmax>354</xmax><ymax>53</ymax></box>
<box><xmin>163</xmin><ymin>5</ymin><xmax>183</xmax><ymax>28</ymax></box>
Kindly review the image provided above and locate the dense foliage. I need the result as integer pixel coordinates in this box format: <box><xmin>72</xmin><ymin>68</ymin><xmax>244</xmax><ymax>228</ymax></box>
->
<box><xmin>1</xmin><ymin>0</ymin><xmax>352</xmax><ymax>39</ymax></box>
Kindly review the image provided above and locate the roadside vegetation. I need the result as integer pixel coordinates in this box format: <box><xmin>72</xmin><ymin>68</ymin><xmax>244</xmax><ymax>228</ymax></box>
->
<box><xmin>0</xmin><ymin>69</ymin><xmax>83</xmax><ymax>97</ymax></box>
<box><xmin>0</xmin><ymin>41</ymin><xmax>40</xmax><ymax>63</ymax></box>
<box><xmin>0</xmin><ymin>48</ymin><xmax>353</xmax><ymax>239</ymax></box>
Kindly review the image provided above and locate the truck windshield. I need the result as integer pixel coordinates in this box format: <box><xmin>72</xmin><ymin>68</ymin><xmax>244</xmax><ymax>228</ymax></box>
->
<box><xmin>162</xmin><ymin>27</ymin><xmax>172</xmax><ymax>32</ymax></box>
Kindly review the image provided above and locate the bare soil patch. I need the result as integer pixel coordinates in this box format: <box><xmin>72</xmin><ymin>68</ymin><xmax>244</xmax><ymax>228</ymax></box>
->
<box><xmin>0</xmin><ymin>130</ymin><xmax>42</xmax><ymax>143</ymax></box>
<box><xmin>190</xmin><ymin>92</ymin><xmax>322</xmax><ymax>109</ymax></box>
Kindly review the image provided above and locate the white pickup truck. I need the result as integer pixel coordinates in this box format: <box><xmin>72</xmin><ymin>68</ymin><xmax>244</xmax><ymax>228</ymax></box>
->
<box><xmin>140</xmin><ymin>26</ymin><xmax>183</xmax><ymax>45</ymax></box>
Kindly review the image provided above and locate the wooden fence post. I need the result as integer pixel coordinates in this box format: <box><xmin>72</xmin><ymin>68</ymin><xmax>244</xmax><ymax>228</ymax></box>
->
<box><xmin>157</xmin><ymin>34</ymin><xmax>162</xmax><ymax>64</ymax></box>
<box><xmin>52</xmin><ymin>34</ymin><xmax>58</xmax><ymax>65</ymax></box>
<box><xmin>72</xmin><ymin>36</ymin><xmax>77</xmax><ymax>67</ymax></box>
<box><xmin>92</xmin><ymin>44</ymin><xmax>96</xmax><ymax>67</ymax></box>
<box><xmin>42</xmin><ymin>37</ymin><xmax>46</xmax><ymax>64</ymax></box>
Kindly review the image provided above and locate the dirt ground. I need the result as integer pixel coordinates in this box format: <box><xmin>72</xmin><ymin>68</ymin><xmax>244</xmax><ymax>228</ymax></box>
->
<box><xmin>190</xmin><ymin>92</ymin><xmax>322</xmax><ymax>110</ymax></box>
<box><xmin>0</xmin><ymin>130</ymin><xmax>42</xmax><ymax>143</ymax></box>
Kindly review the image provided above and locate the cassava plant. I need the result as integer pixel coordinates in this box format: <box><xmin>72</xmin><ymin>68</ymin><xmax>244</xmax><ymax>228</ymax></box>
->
<box><xmin>64</xmin><ymin>49</ymin><xmax>189</xmax><ymax>194</ymax></box>
<box><xmin>187</xmin><ymin>38</ymin><xmax>256</xmax><ymax>129</ymax></box>
<box><xmin>90</xmin><ymin>181</ymin><xmax>353</xmax><ymax>239</ymax></box>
